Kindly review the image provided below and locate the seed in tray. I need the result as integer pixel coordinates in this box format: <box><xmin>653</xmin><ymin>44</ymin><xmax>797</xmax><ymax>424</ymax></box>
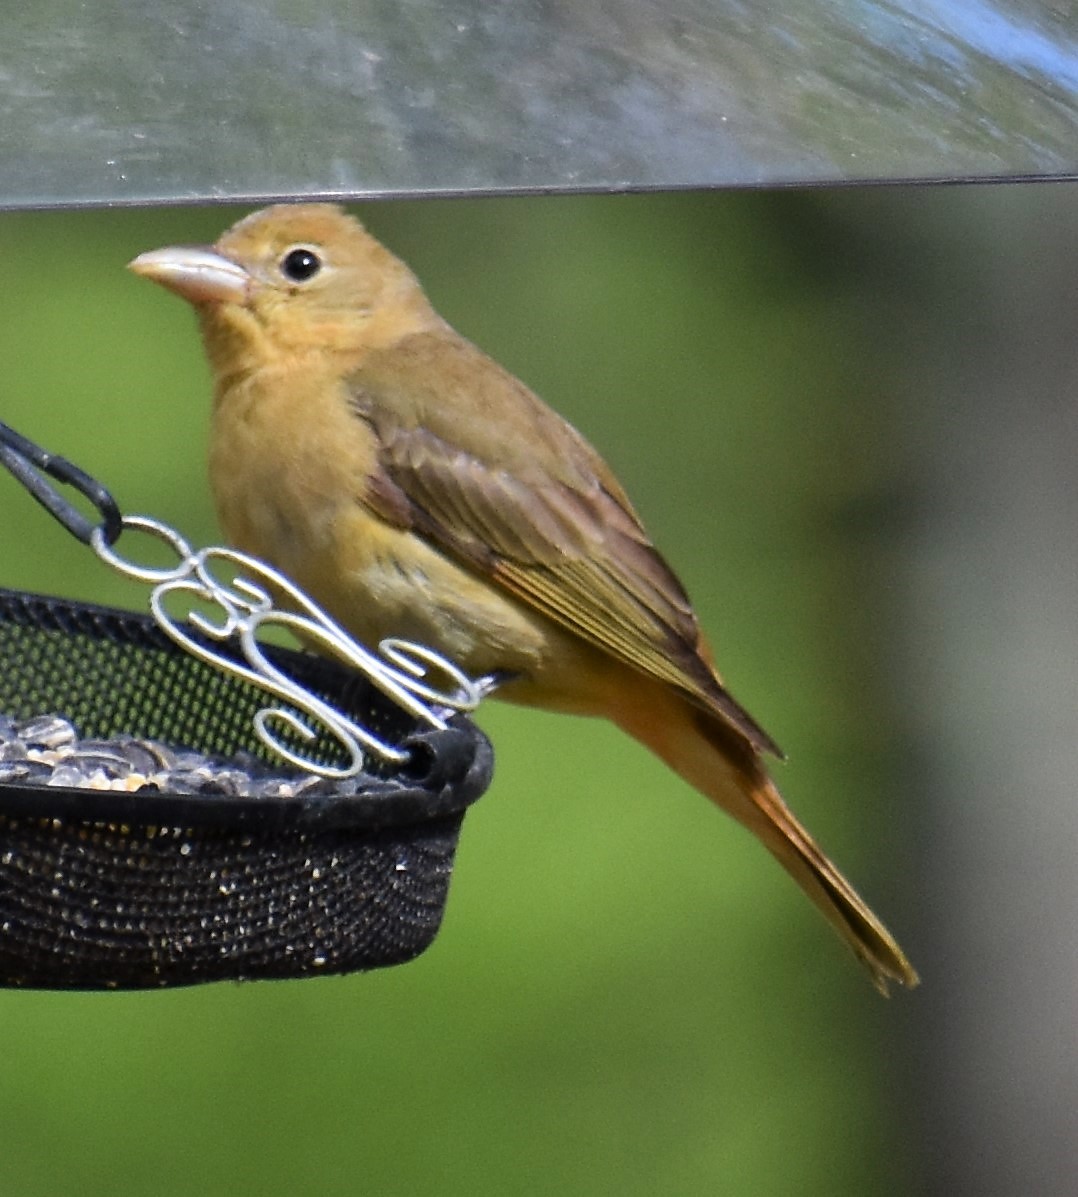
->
<box><xmin>0</xmin><ymin>714</ymin><xmax>325</xmax><ymax>798</ymax></box>
<box><xmin>19</xmin><ymin>715</ymin><xmax>78</xmax><ymax>751</ymax></box>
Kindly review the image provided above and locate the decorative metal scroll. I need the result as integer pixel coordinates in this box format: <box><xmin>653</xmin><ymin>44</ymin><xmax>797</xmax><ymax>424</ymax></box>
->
<box><xmin>91</xmin><ymin>515</ymin><xmax>483</xmax><ymax>779</ymax></box>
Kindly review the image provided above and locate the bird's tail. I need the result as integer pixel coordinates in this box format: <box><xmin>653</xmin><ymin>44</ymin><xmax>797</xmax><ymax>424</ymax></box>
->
<box><xmin>615</xmin><ymin>687</ymin><xmax>919</xmax><ymax>995</ymax></box>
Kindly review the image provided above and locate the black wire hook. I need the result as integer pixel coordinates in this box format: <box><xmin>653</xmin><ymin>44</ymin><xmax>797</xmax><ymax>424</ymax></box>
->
<box><xmin>0</xmin><ymin>421</ymin><xmax>123</xmax><ymax>546</ymax></box>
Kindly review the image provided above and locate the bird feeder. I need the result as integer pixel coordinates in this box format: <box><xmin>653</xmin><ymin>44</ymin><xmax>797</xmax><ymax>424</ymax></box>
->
<box><xmin>0</xmin><ymin>423</ymin><xmax>492</xmax><ymax>988</ymax></box>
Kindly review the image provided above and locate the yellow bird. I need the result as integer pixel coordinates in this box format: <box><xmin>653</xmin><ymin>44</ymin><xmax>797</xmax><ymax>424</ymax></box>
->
<box><xmin>130</xmin><ymin>204</ymin><xmax>918</xmax><ymax>993</ymax></box>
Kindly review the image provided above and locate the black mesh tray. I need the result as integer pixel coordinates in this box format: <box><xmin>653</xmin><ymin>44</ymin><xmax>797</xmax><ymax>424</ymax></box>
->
<box><xmin>0</xmin><ymin>587</ymin><xmax>493</xmax><ymax>989</ymax></box>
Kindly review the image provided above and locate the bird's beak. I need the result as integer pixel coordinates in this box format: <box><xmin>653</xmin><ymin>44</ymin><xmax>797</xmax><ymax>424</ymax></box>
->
<box><xmin>127</xmin><ymin>245</ymin><xmax>251</xmax><ymax>305</ymax></box>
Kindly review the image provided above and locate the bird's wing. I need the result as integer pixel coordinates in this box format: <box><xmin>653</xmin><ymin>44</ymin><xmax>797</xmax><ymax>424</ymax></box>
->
<box><xmin>347</xmin><ymin>338</ymin><xmax>780</xmax><ymax>756</ymax></box>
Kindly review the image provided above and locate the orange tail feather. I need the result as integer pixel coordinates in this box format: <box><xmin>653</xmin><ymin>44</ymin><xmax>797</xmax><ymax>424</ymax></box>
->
<box><xmin>615</xmin><ymin>686</ymin><xmax>919</xmax><ymax>995</ymax></box>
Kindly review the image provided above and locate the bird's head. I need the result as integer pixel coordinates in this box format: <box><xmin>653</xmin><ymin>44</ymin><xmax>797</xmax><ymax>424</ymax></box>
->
<box><xmin>129</xmin><ymin>204</ymin><xmax>437</xmax><ymax>363</ymax></box>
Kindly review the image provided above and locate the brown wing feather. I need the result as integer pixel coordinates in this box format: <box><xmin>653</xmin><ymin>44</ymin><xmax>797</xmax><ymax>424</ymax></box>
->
<box><xmin>348</xmin><ymin>335</ymin><xmax>781</xmax><ymax>756</ymax></box>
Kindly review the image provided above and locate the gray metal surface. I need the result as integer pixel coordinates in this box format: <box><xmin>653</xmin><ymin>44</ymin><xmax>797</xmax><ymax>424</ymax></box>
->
<box><xmin>2</xmin><ymin>0</ymin><xmax>1077</xmax><ymax>208</ymax></box>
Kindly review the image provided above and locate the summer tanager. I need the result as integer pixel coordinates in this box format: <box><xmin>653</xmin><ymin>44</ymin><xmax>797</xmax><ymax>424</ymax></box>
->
<box><xmin>130</xmin><ymin>204</ymin><xmax>918</xmax><ymax>993</ymax></box>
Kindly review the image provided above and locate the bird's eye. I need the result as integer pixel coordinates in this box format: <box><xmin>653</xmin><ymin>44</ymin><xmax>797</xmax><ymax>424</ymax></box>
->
<box><xmin>280</xmin><ymin>247</ymin><xmax>322</xmax><ymax>283</ymax></box>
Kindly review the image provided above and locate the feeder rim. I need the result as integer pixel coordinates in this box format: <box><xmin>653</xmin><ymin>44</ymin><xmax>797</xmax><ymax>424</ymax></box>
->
<box><xmin>0</xmin><ymin>722</ymin><xmax>492</xmax><ymax>832</ymax></box>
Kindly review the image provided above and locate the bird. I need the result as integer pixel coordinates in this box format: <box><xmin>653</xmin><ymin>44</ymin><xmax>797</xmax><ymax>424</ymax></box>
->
<box><xmin>129</xmin><ymin>203</ymin><xmax>918</xmax><ymax>993</ymax></box>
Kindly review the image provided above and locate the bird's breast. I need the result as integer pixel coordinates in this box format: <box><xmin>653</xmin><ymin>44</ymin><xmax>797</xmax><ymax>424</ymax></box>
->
<box><xmin>209</xmin><ymin>364</ymin><xmax>369</xmax><ymax>570</ymax></box>
<box><xmin>206</xmin><ymin>362</ymin><xmax>556</xmax><ymax>684</ymax></box>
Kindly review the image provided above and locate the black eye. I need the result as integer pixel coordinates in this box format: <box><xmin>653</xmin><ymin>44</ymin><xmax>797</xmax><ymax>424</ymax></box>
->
<box><xmin>280</xmin><ymin>247</ymin><xmax>322</xmax><ymax>282</ymax></box>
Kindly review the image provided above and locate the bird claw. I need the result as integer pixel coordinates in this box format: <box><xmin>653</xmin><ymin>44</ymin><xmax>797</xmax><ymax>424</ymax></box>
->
<box><xmin>475</xmin><ymin>670</ymin><xmax>516</xmax><ymax>698</ymax></box>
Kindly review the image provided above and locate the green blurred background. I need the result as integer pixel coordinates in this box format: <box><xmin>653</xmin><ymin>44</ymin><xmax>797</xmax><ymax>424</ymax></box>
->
<box><xmin>0</xmin><ymin>186</ymin><xmax>1073</xmax><ymax>1194</ymax></box>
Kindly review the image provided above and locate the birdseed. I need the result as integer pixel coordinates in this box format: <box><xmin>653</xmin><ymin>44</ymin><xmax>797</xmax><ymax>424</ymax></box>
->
<box><xmin>0</xmin><ymin>714</ymin><xmax>362</xmax><ymax>798</ymax></box>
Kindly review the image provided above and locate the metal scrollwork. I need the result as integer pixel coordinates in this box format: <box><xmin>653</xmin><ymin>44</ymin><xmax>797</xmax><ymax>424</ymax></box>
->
<box><xmin>90</xmin><ymin>515</ymin><xmax>482</xmax><ymax>778</ymax></box>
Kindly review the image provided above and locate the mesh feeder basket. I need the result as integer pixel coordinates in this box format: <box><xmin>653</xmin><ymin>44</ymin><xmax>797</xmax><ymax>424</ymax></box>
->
<box><xmin>0</xmin><ymin>422</ymin><xmax>494</xmax><ymax>990</ymax></box>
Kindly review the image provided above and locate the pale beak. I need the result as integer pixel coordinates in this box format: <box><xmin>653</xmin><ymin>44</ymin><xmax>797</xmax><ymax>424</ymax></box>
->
<box><xmin>128</xmin><ymin>245</ymin><xmax>251</xmax><ymax>305</ymax></box>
